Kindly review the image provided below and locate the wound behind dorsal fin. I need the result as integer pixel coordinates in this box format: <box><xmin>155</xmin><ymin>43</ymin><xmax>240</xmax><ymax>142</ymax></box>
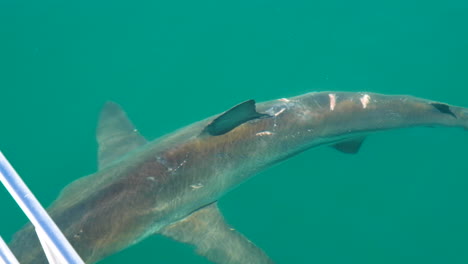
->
<box><xmin>97</xmin><ymin>102</ymin><xmax>147</xmax><ymax>169</ymax></box>
<box><xmin>203</xmin><ymin>100</ymin><xmax>270</xmax><ymax>136</ymax></box>
<box><xmin>331</xmin><ymin>136</ymin><xmax>366</xmax><ymax>154</ymax></box>
<box><xmin>430</xmin><ymin>103</ymin><xmax>457</xmax><ymax>118</ymax></box>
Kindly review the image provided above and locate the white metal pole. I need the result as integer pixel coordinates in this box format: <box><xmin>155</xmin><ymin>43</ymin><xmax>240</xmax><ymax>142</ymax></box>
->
<box><xmin>0</xmin><ymin>151</ymin><xmax>84</xmax><ymax>264</ymax></box>
<box><xmin>0</xmin><ymin>236</ymin><xmax>19</xmax><ymax>264</ymax></box>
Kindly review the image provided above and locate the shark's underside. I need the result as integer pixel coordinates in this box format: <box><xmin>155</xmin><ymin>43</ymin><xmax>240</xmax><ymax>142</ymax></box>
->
<box><xmin>9</xmin><ymin>91</ymin><xmax>468</xmax><ymax>263</ymax></box>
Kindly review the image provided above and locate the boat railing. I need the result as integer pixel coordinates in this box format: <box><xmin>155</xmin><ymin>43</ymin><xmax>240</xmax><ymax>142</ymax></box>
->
<box><xmin>0</xmin><ymin>151</ymin><xmax>84</xmax><ymax>264</ymax></box>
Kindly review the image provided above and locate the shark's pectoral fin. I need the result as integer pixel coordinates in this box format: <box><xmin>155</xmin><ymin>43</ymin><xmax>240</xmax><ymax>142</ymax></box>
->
<box><xmin>331</xmin><ymin>136</ymin><xmax>366</xmax><ymax>154</ymax></box>
<box><xmin>160</xmin><ymin>203</ymin><xmax>274</xmax><ymax>264</ymax></box>
<box><xmin>97</xmin><ymin>102</ymin><xmax>147</xmax><ymax>169</ymax></box>
<box><xmin>203</xmin><ymin>100</ymin><xmax>270</xmax><ymax>136</ymax></box>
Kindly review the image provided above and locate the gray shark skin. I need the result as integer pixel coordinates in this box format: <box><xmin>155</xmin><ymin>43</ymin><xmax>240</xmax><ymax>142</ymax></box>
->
<box><xmin>9</xmin><ymin>91</ymin><xmax>468</xmax><ymax>263</ymax></box>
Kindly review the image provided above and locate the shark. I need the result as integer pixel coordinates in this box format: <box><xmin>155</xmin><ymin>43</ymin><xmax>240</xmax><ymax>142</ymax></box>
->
<box><xmin>9</xmin><ymin>91</ymin><xmax>468</xmax><ymax>263</ymax></box>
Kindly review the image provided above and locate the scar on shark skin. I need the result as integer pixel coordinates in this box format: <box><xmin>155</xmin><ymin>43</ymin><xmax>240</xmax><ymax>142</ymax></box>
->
<box><xmin>168</xmin><ymin>159</ymin><xmax>187</xmax><ymax>173</ymax></box>
<box><xmin>190</xmin><ymin>183</ymin><xmax>204</xmax><ymax>190</ymax></box>
<box><xmin>360</xmin><ymin>94</ymin><xmax>371</xmax><ymax>109</ymax></box>
<box><xmin>328</xmin><ymin>93</ymin><xmax>336</xmax><ymax>111</ymax></box>
<box><xmin>256</xmin><ymin>131</ymin><xmax>274</xmax><ymax>136</ymax></box>
<box><xmin>73</xmin><ymin>229</ymin><xmax>83</xmax><ymax>239</ymax></box>
<box><xmin>274</xmin><ymin>108</ymin><xmax>286</xmax><ymax>117</ymax></box>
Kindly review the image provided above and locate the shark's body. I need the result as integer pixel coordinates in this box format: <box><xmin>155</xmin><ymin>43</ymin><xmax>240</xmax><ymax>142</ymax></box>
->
<box><xmin>9</xmin><ymin>91</ymin><xmax>468</xmax><ymax>263</ymax></box>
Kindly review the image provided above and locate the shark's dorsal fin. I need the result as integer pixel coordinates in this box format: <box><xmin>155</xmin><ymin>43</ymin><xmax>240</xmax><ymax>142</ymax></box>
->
<box><xmin>203</xmin><ymin>100</ymin><xmax>270</xmax><ymax>136</ymax></box>
<box><xmin>161</xmin><ymin>203</ymin><xmax>273</xmax><ymax>264</ymax></box>
<box><xmin>331</xmin><ymin>136</ymin><xmax>366</xmax><ymax>154</ymax></box>
<box><xmin>97</xmin><ymin>102</ymin><xmax>147</xmax><ymax>169</ymax></box>
<box><xmin>430</xmin><ymin>102</ymin><xmax>457</xmax><ymax>118</ymax></box>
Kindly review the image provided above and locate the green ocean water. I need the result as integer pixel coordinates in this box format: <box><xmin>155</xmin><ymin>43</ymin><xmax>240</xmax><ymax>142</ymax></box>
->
<box><xmin>1</xmin><ymin>0</ymin><xmax>468</xmax><ymax>263</ymax></box>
